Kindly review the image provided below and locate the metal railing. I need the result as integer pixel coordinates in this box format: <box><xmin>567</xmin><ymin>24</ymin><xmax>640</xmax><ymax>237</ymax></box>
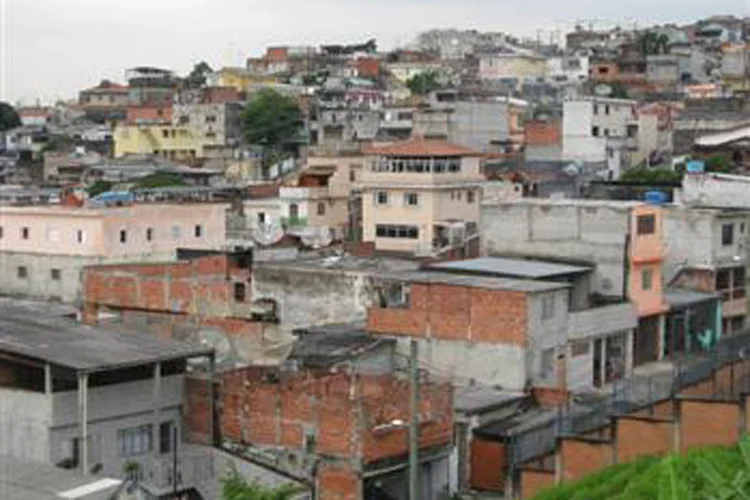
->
<box><xmin>508</xmin><ymin>331</ymin><xmax>750</xmax><ymax>469</ymax></box>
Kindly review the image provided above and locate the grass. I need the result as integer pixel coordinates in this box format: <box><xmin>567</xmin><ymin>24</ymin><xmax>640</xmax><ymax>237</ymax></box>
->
<box><xmin>532</xmin><ymin>438</ymin><xmax>750</xmax><ymax>500</ymax></box>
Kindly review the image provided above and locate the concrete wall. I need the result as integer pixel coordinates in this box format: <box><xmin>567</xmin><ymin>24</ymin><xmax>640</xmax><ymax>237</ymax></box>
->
<box><xmin>481</xmin><ymin>202</ymin><xmax>630</xmax><ymax>297</ymax></box>
<box><xmin>0</xmin><ymin>389</ymin><xmax>51</xmax><ymax>463</ymax></box>
<box><xmin>252</xmin><ymin>264</ymin><xmax>378</xmax><ymax>330</ymax></box>
<box><xmin>395</xmin><ymin>336</ymin><xmax>527</xmax><ymax>390</ymax></box>
<box><xmin>527</xmin><ymin>289</ymin><xmax>570</xmax><ymax>387</ymax></box>
<box><xmin>50</xmin><ymin>375</ymin><xmax>184</xmax><ymax>477</ymax></box>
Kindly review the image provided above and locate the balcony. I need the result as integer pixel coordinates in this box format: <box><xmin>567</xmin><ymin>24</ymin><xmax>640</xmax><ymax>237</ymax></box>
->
<box><xmin>279</xmin><ymin>186</ymin><xmax>328</xmax><ymax>200</ymax></box>
<box><xmin>281</xmin><ymin>216</ymin><xmax>308</xmax><ymax>228</ymax></box>
<box><xmin>567</xmin><ymin>303</ymin><xmax>638</xmax><ymax>341</ymax></box>
<box><xmin>131</xmin><ymin>443</ymin><xmax>215</xmax><ymax>497</ymax></box>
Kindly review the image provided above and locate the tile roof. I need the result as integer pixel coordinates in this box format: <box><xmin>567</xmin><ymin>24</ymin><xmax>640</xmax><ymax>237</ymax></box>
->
<box><xmin>362</xmin><ymin>136</ymin><xmax>480</xmax><ymax>157</ymax></box>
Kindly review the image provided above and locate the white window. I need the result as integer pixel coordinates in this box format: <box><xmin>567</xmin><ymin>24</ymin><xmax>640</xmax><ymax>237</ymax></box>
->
<box><xmin>404</xmin><ymin>192</ymin><xmax>418</xmax><ymax>206</ymax></box>
<box><xmin>542</xmin><ymin>295</ymin><xmax>555</xmax><ymax>320</ymax></box>
<box><xmin>117</xmin><ymin>424</ymin><xmax>153</xmax><ymax>457</ymax></box>
<box><xmin>375</xmin><ymin>191</ymin><xmax>389</xmax><ymax>205</ymax></box>
<box><xmin>171</xmin><ymin>226</ymin><xmax>181</xmax><ymax>239</ymax></box>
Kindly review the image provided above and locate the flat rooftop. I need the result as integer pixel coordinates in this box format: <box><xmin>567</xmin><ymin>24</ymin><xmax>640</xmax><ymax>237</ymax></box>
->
<box><xmin>291</xmin><ymin>323</ymin><xmax>395</xmax><ymax>368</ymax></box>
<box><xmin>0</xmin><ymin>455</ymin><xmax>121</xmax><ymax>499</ymax></box>
<box><xmin>0</xmin><ymin>298</ymin><xmax>212</xmax><ymax>372</ymax></box>
<box><xmin>257</xmin><ymin>255</ymin><xmax>420</xmax><ymax>274</ymax></box>
<box><xmin>429</xmin><ymin>257</ymin><xmax>592</xmax><ymax>280</ymax></box>
<box><xmin>378</xmin><ymin>270</ymin><xmax>570</xmax><ymax>293</ymax></box>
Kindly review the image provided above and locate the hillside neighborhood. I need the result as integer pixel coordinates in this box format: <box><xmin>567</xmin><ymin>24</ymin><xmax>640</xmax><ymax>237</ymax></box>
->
<box><xmin>5</xmin><ymin>11</ymin><xmax>750</xmax><ymax>500</ymax></box>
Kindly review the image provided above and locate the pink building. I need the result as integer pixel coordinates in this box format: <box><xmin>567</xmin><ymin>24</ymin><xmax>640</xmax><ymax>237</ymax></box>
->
<box><xmin>0</xmin><ymin>201</ymin><xmax>227</xmax><ymax>302</ymax></box>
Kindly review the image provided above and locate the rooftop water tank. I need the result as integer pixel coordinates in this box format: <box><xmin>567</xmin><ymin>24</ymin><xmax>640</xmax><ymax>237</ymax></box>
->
<box><xmin>686</xmin><ymin>160</ymin><xmax>705</xmax><ymax>174</ymax></box>
<box><xmin>645</xmin><ymin>191</ymin><xmax>667</xmax><ymax>206</ymax></box>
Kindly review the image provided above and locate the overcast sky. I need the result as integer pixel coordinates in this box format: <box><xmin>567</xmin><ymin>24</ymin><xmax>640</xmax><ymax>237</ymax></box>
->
<box><xmin>1</xmin><ymin>0</ymin><xmax>747</xmax><ymax>104</ymax></box>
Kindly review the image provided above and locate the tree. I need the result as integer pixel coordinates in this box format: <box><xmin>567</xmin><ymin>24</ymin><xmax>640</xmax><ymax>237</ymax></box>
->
<box><xmin>87</xmin><ymin>180</ymin><xmax>113</xmax><ymax>197</ymax></box>
<box><xmin>184</xmin><ymin>61</ymin><xmax>213</xmax><ymax>88</ymax></box>
<box><xmin>705</xmin><ymin>154</ymin><xmax>733</xmax><ymax>173</ymax></box>
<box><xmin>241</xmin><ymin>88</ymin><xmax>302</xmax><ymax>176</ymax></box>
<box><xmin>221</xmin><ymin>469</ymin><xmax>300</xmax><ymax>500</ymax></box>
<box><xmin>0</xmin><ymin>102</ymin><xmax>21</xmax><ymax>132</ymax></box>
<box><xmin>133</xmin><ymin>171</ymin><xmax>185</xmax><ymax>189</ymax></box>
<box><xmin>620</xmin><ymin>167</ymin><xmax>683</xmax><ymax>184</ymax></box>
<box><xmin>406</xmin><ymin>70</ymin><xmax>441</xmax><ymax>95</ymax></box>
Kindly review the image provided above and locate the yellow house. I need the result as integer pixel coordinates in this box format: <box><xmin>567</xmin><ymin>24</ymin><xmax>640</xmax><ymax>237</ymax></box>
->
<box><xmin>360</xmin><ymin>137</ymin><xmax>484</xmax><ymax>255</ymax></box>
<box><xmin>113</xmin><ymin>124</ymin><xmax>204</xmax><ymax>161</ymax></box>
<box><xmin>209</xmin><ymin>67</ymin><xmax>278</xmax><ymax>92</ymax></box>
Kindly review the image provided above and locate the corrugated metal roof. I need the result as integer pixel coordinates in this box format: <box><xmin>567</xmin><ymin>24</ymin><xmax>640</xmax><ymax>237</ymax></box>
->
<box><xmin>378</xmin><ymin>270</ymin><xmax>569</xmax><ymax>293</ymax></box>
<box><xmin>430</xmin><ymin>257</ymin><xmax>592</xmax><ymax>279</ymax></box>
<box><xmin>0</xmin><ymin>298</ymin><xmax>213</xmax><ymax>372</ymax></box>
<box><xmin>664</xmin><ymin>288</ymin><xmax>719</xmax><ymax>309</ymax></box>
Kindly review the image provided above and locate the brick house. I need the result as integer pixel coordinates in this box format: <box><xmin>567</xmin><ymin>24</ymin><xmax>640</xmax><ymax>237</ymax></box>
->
<box><xmin>81</xmin><ymin>252</ymin><xmax>456</xmax><ymax>499</ymax></box>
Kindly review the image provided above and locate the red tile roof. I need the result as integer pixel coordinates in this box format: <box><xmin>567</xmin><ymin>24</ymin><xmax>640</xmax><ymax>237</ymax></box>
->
<box><xmin>362</xmin><ymin>136</ymin><xmax>480</xmax><ymax>157</ymax></box>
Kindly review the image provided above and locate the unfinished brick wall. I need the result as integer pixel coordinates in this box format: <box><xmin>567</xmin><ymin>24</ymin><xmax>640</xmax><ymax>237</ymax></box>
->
<box><xmin>680</xmin><ymin>399</ymin><xmax>740</xmax><ymax>452</ymax></box>
<box><xmin>560</xmin><ymin>437</ymin><xmax>614</xmax><ymax>482</ymax></box>
<box><xmin>185</xmin><ymin>377</ymin><xmax>212</xmax><ymax>444</ymax></box>
<box><xmin>525</xmin><ymin>120</ymin><xmax>561</xmax><ymax>146</ymax></box>
<box><xmin>82</xmin><ymin>254</ymin><xmax>251</xmax><ymax>319</ymax></box>
<box><xmin>317</xmin><ymin>463</ymin><xmax>361</xmax><ymax>500</ymax></box>
<box><xmin>368</xmin><ymin>283</ymin><xmax>528</xmax><ymax>345</ymax></box>
<box><xmin>469</xmin><ymin>437</ymin><xmax>506</xmax><ymax>492</ymax></box>
<box><xmin>616</xmin><ymin>416</ymin><xmax>673</xmax><ymax>463</ymax></box>
<box><xmin>520</xmin><ymin>468</ymin><xmax>555</xmax><ymax>499</ymax></box>
<box><xmin>217</xmin><ymin>368</ymin><xmax>453</xmax><ymax>464</ymax></box>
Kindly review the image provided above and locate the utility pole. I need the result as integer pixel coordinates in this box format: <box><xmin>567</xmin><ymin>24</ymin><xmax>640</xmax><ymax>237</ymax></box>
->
<box><xmin>409</xmin><ymin>339</ymin><xmax>420</xmax><ymax>500</ymax></box>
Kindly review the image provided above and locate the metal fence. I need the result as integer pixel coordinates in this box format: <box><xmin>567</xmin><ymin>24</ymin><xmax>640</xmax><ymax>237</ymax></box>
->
<box><xmin>508</xmin><ymin>331</ymin><xmax>750</xmax><ymax>468</ymax></box>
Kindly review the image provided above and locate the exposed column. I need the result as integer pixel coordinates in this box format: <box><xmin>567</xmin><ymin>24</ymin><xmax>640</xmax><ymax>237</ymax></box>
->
<box><xmin>153</xmin><ymin>363</ymin><xmax>161</xmax><ymax>458</ymax></box>
<box><xmin>208</xmin><ymin>353</ymin><xmax>216</xmax><ymax>446</ymax></box>
<box><xmin>44</xmin><ymin>363</ymin><xmax>52</xmax><ymax>395</ymax></box>
<box><xmin>78</xmin><ymin>373</ymin><xmax>89</xmax><ymax>475</ymax></box>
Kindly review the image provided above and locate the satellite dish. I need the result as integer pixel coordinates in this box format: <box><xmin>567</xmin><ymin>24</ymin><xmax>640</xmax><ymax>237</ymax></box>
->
<box><xmin>299</xmin><ymin>226</ymin><xmax>333</xmax><ymax>249</ymax></box>
<box><xmin>594</xmin><ymin>83</ymin><xmax>613</xmax><ymax>97</ymax></box>
<box><xmin>252</xmin><ymin>222</ymin><xmax>284</xmax><ymax>246</ymax></box>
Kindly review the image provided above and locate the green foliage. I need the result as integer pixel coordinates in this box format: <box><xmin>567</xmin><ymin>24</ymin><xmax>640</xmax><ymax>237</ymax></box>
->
<box><xmin>705</xmin><ymin>154</ymin><xmax>734</xmax><ymax>174</ymax></box>
<box><xmin>242</xmin><ymin>88</ymin><xmax>302</xmax><ymax>149</ymax></box>
<box><xmin>620</xmin><ymin>167</ymin><xmax>683</xmax><ymax>184</ymax></box>
<box><xmin>638</xmin><ymin>31</ymin><xmax>671</xmax><ymax>56</ymax></box>
<box><xmin>533</xmin><ymin>438</ymin><xmax>750</xmax><ymax>500</ymax></box>
<box><xmin>610</xmin><ymin>82</ymin><xmax>629</xmax><ymax>99</ymax></box>
<box><xmin>87</xmin><ymin>180</ymin><xmax>113</xmax><ymax>197</ymax></box>
<box><xmin>406</xmin><ymin>70</ymin><xmax>441</xmax><ymax>95</ymax></box>
<box><xmin>184</xmin><ymin>61</ymin><xmax>213</xmax><ymax>88</ymax></box>
<box><xmin>0</xmin><ymin>101</ymin><xmax>21</xmax><ymax>132</ymax></box>
<box><xmin>221</xmin><ymin>469</ymin><xmax>301</xmax><ymax>500</ymax></box>
<box><xmin>133</xmin><ymin>172</ymin><xmax>185</xmax><ymax>189</ymax></box>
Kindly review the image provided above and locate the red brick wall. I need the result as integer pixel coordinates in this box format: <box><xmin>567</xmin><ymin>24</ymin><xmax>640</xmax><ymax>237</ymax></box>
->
<box><xmin>521</xmin><ymin>469</ymin><xmax>555</xmax><ymax>499</ymax></box>
<box><xmin>185</xmin><ymin>377</ymin><xmax>212</xmax><ymax>444</ymax></box>
<box><xmin>203</xmin><ymin>86</ymin><xmax>242</xmax><ymax>104</ymax></box>
<box><xmin>470</xmin><ymin>438</ymin><xmax>506</xmax><ymax>492</ymax></box>
<box><xmin>525</xmin><ymin>120</ymin><xmax>561</xmax><ymax>146</ymax></box>
<box><xmin>616</xmin><ymin>417</ymin><xmax>673</xmax><ymax>462</ymax></box>
<box><xmin>83</xmin><ymin>255</ymin><xmax>249</xmax><ymax>318</ymax></box>
<box><xmin>670</xmin><ymin>268</ymin><xmax>715</xmax><ymax>292</ymax></box>
<box><xmin>217</xmin><ymin>368</ymin><xmax>453</xmax><ymax>464</ymax></box>
<box><xmin>356</xmin><ymin>58</ymin><xmax>381</xmax><ymax>79</ymax></box>
<box><xmin>560</xmin><ymin>438</ymin><xmax>613</xmax><ymax>482</ymax></box>
<box><xmin>368</xmin><ymin>284</ymin><xmax>528</xmax><ymax>345</ymax></box>
<box><xmin>126</xmin><ymin>105</ymin><xmax>172</xmax><ymax>124</ymax></box>
<box><xmin>317</xmin><ymin>463</ymin><xmax>361</xmax><ymax>500</ymax></box>
<box><xmin>680</xmin><ymin>399</ymin><xmax>740</xmax><ymax>452</ymax></box>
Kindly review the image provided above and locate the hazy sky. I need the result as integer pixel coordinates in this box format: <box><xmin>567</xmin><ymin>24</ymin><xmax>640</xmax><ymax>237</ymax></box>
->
<box><xmin>1</xmin><ymin>0</ymin><xmax>748</xmax><ymax>104</ymax></box>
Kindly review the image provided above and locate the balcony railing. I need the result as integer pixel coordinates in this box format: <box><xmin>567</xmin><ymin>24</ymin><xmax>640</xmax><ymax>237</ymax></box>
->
<box><xmin>135</xmin><ymin>444</ymin><xmax>215</xmax><ymax>496</ymax></box>
<box><xmin>281</xmin><ymin>216</ymin><xmax>308</xmax><ymax>228</ymax></box>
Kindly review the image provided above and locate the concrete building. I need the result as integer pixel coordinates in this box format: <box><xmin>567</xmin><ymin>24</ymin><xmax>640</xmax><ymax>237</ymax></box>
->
<box><xmin>43</xmin><ymin>149</ymin><xmax>103</xmax><ymax>185</ymax></box>
<box><xmin>562</xmin><ymin>97</ymin><xmax>657</xmax><ymax>178</ymax></box>
<box><xmin>0</xmin><ymin>298</ymin><xmax>214</xmax><ymax>498</ymax></box>
<box><xmin>480</xmin><ymin>199</ymin><xmax>695</xmax><ymax>367</ymax></box>
<box><xmin>78</xmin><ymin>80</ymin><xmax>130</xmax><ymax>122</ymax></box>
<box><xmin>412</xmin><ymin>90</ymin><xmax>527</xmax><ymax>154</ymax></box>
<box><xmin>172</xmin><ymin>101</ymin><xmax>244</xmax><ymax>150</ymax></box>
<box><xmin>664</xmin><ymin>204</ymin><xmax>750</xmax><ymax>335</ymax></box>
<box><xmin>368</xmin><ymin>257</ymin><xmax>639</xmax><ymax>392</ymax></box>
<box><xmin>478</xmin><ymin>52</ymin><xmax>548</xmax><ymax>87</ymax></box>
<box><xmin>360</xmin><ymin>137</ymin><xmax>484</xmax><ymax>256</ymax></box>
<box><xmin>0</xmin><ymin>200</ymin><xmax>227</xmax><ymax>302</ymax></box>
<box><xmin>546</xmin><ymin>55</ymin><xmax>590</xmax><ymax>86</ymax></box>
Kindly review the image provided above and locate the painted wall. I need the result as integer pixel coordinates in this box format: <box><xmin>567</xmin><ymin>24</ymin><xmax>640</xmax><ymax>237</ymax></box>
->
<box><xmin>0</xmin><ymin>389</ymin><xmax>51</xmax><ymax>463</ymax></box>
